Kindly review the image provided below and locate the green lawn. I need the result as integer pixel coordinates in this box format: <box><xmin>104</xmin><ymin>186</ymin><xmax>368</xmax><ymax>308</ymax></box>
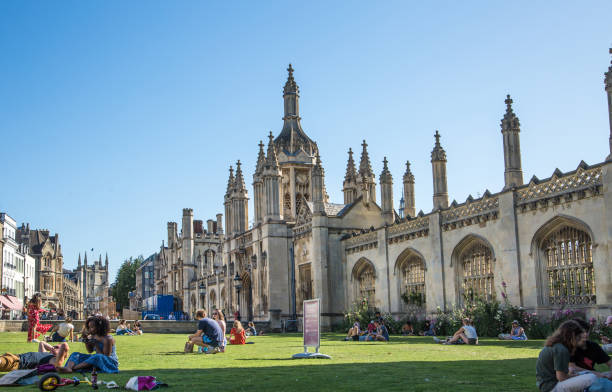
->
<box><xmin>0</xmin><ymin>332</ymin><xmax>552</xmax><ymax>391</ymax></box>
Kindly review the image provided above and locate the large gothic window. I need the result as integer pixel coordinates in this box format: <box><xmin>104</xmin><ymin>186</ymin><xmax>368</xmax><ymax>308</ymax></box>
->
<box><xmin>542</xmin><ymin>226</ymin><xmax>595</xmax><ymax>305</ymax></box>
<box><xmin>459</xmin><ymin>242</ymin><xmax>494</xmax><ymax>302</ymax></box>
<box><xmin>353</xmin><ymin>260</ymin><xmax>376</xmax><ymax>309</ymax></box>
<box><xmin>401</xmin><ymin>255</ymin><xmax>425</xmax><ymax>307</ymax></box>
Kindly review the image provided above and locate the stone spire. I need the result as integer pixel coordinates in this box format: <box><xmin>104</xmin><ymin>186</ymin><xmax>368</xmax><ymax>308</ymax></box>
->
<box><xmin>358</xmin><ymin>140</ymin><xmax>376</xmax><ymax>203</ymax></box>
<box><xmin>225</xmin><ymin>166</ymin><xmax>235</xmax><ymax>196</ymax></box>
<box><xmin>263</xmin><ymin>131</ymin><xmax>282</xmax><ymax>220</ymax></box>
<box><xmin>501</xmin><ymin>94</ymin><xmax>524</xmax><ymax>188</ymax></box>
<box><xmin>431</xmin><ymin>130</ymin><xmax>449</xmax><ymax>210</ymax></box>
<box><xmin>275</xmin><ymin>64</ymin><xmax>317</xmax><ymax>155</ymax></box>
<box><xmin>253</xmin><ymin>140</ymin><xmax>266</xmax><ymax>225</ymax></box>
<box><xmin>379</xmin><ymin>157</ymin><xmax>394</xmax><ymax>224</ymax></box>
<box><xmin>605</xmin><ymin>48</ymin><xmax>612</xmax><ymax>160</ymax></box>
<box><xmin>265</xmin><ymin>131</ymin><xmax>279</xmax><ymax>170</ymax></box>
<box><xmin>403</xmin><ymin>161</ymin><xmax>416</xmax><ymax>218</ymax></box>
<box><xmin>84</xmin><ymin>251</ymin><xmax>88</xmax><ymax>266</ymax></box>
<box><xmin>343</xmin><ymin>148</ymin><xmax>358</xmax><ymax>204</ymax></box>
<box><xmin>77</xmin><ymin>253</ymin><xmax>81</xmax><ymax>267</ymax></box>
<box><xmin>234</xmin><ymin>160</ymin><xmax>247</xmax><ymax>192</ymax></box>
<box><xmin>105</xmin><ymin>253</ymin><xmax>109</xmax><ymax>268</ymax></box>
<box><xmin>312</xmin><ymin>152</ymin><xmax>326</xmax><ymax>215</ymax></box>
<box><xmin>232</xmin><ymin>160</ymin><xmax>249</xmax><ymax>234</ymax></box>
<box><xmin>255</xmin><ymin>140</ymin><xmax>266</xmax><ymax>176</ymax></box>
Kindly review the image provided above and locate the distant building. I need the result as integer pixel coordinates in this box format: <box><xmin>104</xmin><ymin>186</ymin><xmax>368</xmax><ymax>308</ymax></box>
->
<box><xmin>1</xmin><ymin>213</ymin><xmax>25</xmax><ymax>319</ymax></box>
<box><xmin>74</xmin><ymin>252</ymin><xmax>110</xmax><ymax>316</ymax></box>
<box><xmin>62</xmin><ymin>269</ymin><xmax>83</xmax><ymax>319</ymax></box>
<box><xmin>132</xmin><ymin>253</ymin><xmax>157</xmax><ymax>311</ymax></box>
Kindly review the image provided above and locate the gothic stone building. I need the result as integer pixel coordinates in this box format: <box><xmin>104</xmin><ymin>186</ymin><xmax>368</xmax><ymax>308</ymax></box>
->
<box><xmin>74</xmin><ymin>253</ymin><xmax>110</xmax><ymax>316</ymax></box>
<box><xmin>193</xmin><ymin>55</ymin><xmax>612</xmax><ymax>328</ymax></box>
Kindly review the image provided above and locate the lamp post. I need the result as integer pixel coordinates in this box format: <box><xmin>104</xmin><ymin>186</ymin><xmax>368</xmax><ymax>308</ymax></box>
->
<box><xmin>233</xmin><ymin>273</ymin><xmax>242</xmax><ymax>321</ymax></box>
<box><xmin>198</xmin><ymin>282</ymin><xmax>206</xmax><ymax>312</ymax></box>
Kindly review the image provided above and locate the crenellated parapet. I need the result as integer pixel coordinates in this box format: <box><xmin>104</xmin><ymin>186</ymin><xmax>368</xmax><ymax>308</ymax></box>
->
<box><xmin>441</xmin><ymin>193</ymin><xmax>499</xmax><ymax>231</ymax></box>
<box><xmin>387</xmin><ymin>215</ymin><xmax>429</xmax><ymax>244</ymax></box>
<box><xmin>514</xmin><ymin>162</ymin><xmax>603</xmax><ymax>213</ymax></box>
<box><xmin>344</xmin><ymin>231</ymin><xmax>378</xmax><ymax>254</ymax></box>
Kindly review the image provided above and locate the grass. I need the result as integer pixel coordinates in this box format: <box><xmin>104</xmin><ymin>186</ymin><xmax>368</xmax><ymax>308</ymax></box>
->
<box><xmin>0</xmin><ymin>332</ymin><xmax>572</xmax><ymax>391</ymax></box>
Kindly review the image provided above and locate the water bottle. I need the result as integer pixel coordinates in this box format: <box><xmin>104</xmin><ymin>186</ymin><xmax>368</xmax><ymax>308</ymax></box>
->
<box><xmin>91</xmin><ymin>368</ymin><xmax>98</xmax><ymax>390</ymax></box>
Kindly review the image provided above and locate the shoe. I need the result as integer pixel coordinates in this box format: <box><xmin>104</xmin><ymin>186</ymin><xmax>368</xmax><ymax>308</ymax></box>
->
<box><xmin>210</xmin><ymin>347</ymin><xmax>221</xmax><ymax>354</ymax></box>
<box><xmin>31</xmin><ymin>339</ymin><xmax>40</xmax><ymax>343</ymax></box>
<box><xmin>433</xmin><ymin>337</ymin><xmax>441</xmax><ymax>343</ymax></box>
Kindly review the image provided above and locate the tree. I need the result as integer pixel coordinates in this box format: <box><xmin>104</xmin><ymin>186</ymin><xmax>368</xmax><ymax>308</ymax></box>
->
<box><xmin>111</xmin><ymin>256</ymin><xmax>143</xmax><ymax>311</ymax></box>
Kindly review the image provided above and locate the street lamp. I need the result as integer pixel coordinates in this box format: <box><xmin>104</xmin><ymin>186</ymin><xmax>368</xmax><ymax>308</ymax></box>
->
<box><xmin>250</xmin><ymin>255</ymin><xmax>257</xmax><ymax>270</ymax></box>
<box><xmin>233</xmin><ymin>273</ymin><xmax>242</xmax><ymax>318</ymax></box>
<box><xmin>198</xmin><ymin>283</ymin><xmax>206</xmax><ymax>295</ymax></box>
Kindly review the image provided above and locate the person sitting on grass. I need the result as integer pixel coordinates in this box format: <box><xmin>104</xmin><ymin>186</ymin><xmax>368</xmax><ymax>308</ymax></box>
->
<box><xmin>569</xmin><ymin>318</ymin><xmax>612</xmax><ymax>380</ymax></box>
<box><xmin>498</xmin><ymin>320</ymin><xmax>527</xmax><ymax>341</ymax></box>
<box><xmin>246</xmin><ymin>321</ymin><xmax>257</xmax><ymax>337</ymax></box>
<box><xmin>371</xmin><ymin>320</ymin><xmax>390</xmax><ymax>342</ymax></box>
<box><xmin>344</xmin><ymin>322</ymin><xmax>361</xmax><ymax>341</ymax></box>
<box><xmin>601</xmin><ymin>316</ymin><xmax>612</xmax><ymax>354</ymax></box>
<box><xmin>115</xmin><ymin>320</ymin><xmax>134</xmax><ymax>336</ymax></box>
<box><xmin>132</xmin><ymin>321</ymin><xmax>143</xmax><ymax>335</ymax></box>
<box><xmin>188</xmin><ymin>309</ymin><xmax>223</xmax><ymax>354</ymax></box>
<box><xmin>401</xmin><ymin>322</ymin><xmax>414</xmax><ymax>336</ymax></box>
<box><xmin>421</xmin><ymin>319</ymin><xmax>436</xmax><ymax>336</ymax></box>
<box><xmin>58</xmin><ymin>315</ymin><xmax>119</xmax><ymax>373</ymax></box>
<box><xmin>48</xmin><ymin>317</ymin><xmax>74</xmax><ymax>342</ymax></box>
<box><xmin>207</xmin><ymin>310</ymin><xmax>226</xmax><ymax>353</ymax></box>
<box><xmin>536</xmin><ymin>320</ymin><xmax>598</xmax><ymax>392</ymax></box>
<box><xmin>434</xmin><ymin>318</ymin><xmax>478</xmax><ymax>345</ymax></box>
<box><xmin>229</xmin><ymin>320</ymin><xmax>247</xmax><ymax>345</ymax></box>
<box><xmin>366</xmin><ymin>320</ymin><xmax>376</xmax><ymax>334</ymax></box>
<box><xmin>0</xmin><ymin>341</ymin><xmax>70</xmax><ymax>372</ymax></box>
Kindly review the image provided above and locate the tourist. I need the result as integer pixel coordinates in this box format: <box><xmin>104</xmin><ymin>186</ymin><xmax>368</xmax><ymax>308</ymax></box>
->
<box><xmin>0</xmin><ymin>342</ymin><xmax>70</xmax><ymax>372</ymax></box>
<box><xmin>366</xmin><ymin>320</ymin><xmax>376</xmax><ymax>334</ymax></box>
<box><xmin>569</xmin><ymin>318</ymin><xmax>612</xmax><ymax>379</ymax></box>
<box><xmin>229</xmin><ymin>320</ymin><xmax>246</xmax><ymax>345</ymax></box>
<box><xmin>246</xmin><ymin>321</ymin><xmax>257</xmax><ymax>337</ymax></box>
<box><xmin>211</xmin><ymin>310</ymin><xmax>227</xmax><ymax>352</ymax></box>
<box><xmin>434</xmin><ymin>318</ymin><xmax>478</xmax><ymax>345</ymax></box>
<box><xmin>115</xmin><ymin>320</ymin><xmax>134</xmax><ymax>335</ymax></box>
<box><xmin>344</xmin><ymin>322</ymin><xmax>361</xmax><ymax>341</ymax></box>
<box><xmin>49</xmin><ymin>316</ymin><xmax>75</xmax><ymax>342</ymax></box>
<box><xmin>401</xmin><ymin>322</ymin><xmax>414</xmax><ymax>336</ymax></box>
<box><xmin>188</xmin><ymin>309</ymin><xmax>223</xmax><ymax>354</ymax></box>
<box><xmin>421</xmin><ymin>319</ymin><xmax>436</xmax><ymax>336</ymax></box>
<box><xmin>58</xmin><ymin>315</ymin><xmax>119</xmax><ymax>373</ymax></box>
<box><xmin>25</xmin><ymin>293</ymin><xmax>52</xmax><ymax>343</ymax></box>
<box><xmin>132</xmin><ymin>321</ymin><xmax>143</xmax><ymax>335</ymax></box>
<box><xmin>168</xmin><ymin>313</ymin><xmax>175</xmax><ymax>321</ymax></box>
<box><xmin>498</xmin><ymin>320</ymin><xmax>528</xmax><ymax>341</ymax></box>
<box><xmin>601</xmin><ymin>316</ymin><xmax>612</xmax><ymax>354</ymax></box>
<box><xmin>234</xmin><ymin>310</ymin><xmax>241</xmax><ymax>322</ymax></box>
<box><xmin>372</xmin><ymin>320</ymin><xmax>390</xmax><ymax>342</ymax></box>
<box><xmin>536</xmin><ymin>320</ymin><xmax>597</xmax><ymax>392</ymax></box>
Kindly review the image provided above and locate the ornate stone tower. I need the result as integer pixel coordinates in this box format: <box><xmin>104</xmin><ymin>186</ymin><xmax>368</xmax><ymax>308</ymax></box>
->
<box><xmin>501</xmin><ymin>95</ymin><xmax>524</xmax><ymax>188</ymax></box>
<box><xmin>273</xmin><ymin>65</ymin><xmax>319</xmax><ymax>221</ymax></box>
<box><xmin>253</xmin><ymin>141</ymin><xmax>266</xmax><ymax>225</ymax></box>
<box><xmin>358</xmin><ymin>140</ymin><xmax>376</xmax><ymax>203</ymax></box>
<box><xmin>181</xmin><ymin>208</ymin><xmax>194</xmax><ymax>266</ymax></box>
<box><xmin>379</xmin><ymin>157</ymin><xmax>394</xmax><ymax>224</ymax></box>
<box><xmin>605</xmin><ymin>48</ymin><xmax>612</xmax><ymax>161</ymax></box>
<box><xmin>403</xmin><ymin>161</ymin><xmax>416</xmax><ymax>218</ymax></box>
<box><xmin>232</xmin><ymin>160</ymin><xmax>249</xmax><ymax>233</ymax></box>
<box><xmin>224</xmin><ymin>166</ymin><xmax>234</xmax><ymax>235</ymax></box>
<box><xmin>263</xmin><ymin>132</ymin><xmax>282</xmax><ymax>221</ymax></box>
<box><xmin>431</xmin><ymin>130</ymin><xmax>449</xmax><ymax>210</ymax></box>
<box><xmin>343</xmin><ymin>148</ymin><xmax>358</xmax><ymax>204</ymax></box>
<box><xmin>312</xmin><ymin>153</ymin><xmax>326</xmax><ymax>215</ymax></box>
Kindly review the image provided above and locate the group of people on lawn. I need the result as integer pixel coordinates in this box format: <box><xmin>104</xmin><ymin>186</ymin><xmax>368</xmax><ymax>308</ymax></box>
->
<box><xmin>187</xmin><ymin>308</ymin><xmax>259</xmax><ymax>353</ymax></box>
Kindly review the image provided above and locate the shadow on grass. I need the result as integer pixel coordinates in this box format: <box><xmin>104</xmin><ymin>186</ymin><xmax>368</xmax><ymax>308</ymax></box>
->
<box><xmin>83</xmin><ymin>358</ymin><xmax>536</xmax><ymax>392</ymax></box>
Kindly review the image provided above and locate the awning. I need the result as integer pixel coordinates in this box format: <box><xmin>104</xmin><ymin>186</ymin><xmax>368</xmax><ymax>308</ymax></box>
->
<box><xmin>0</xmin><ymin>295</ymin><xmax>23</xmax><ymax>311</ymax></box>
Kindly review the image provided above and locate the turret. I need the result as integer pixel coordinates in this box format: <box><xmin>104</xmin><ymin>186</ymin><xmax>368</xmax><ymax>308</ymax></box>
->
<box><xmin>182</xmin><ymin>208</ymin><xmax>194</xmax><ymax>266</ymax></box>
<box><xmin>253</xmin><ymin>140</ymin><xmax>266</xmax><ymax>225</ymax></box>
<box><xmin>263</xmin><ymin>132</ymin><xmax>282</xmax><ymax>220</ymax></box>
<box><xmin>232</xmin><ymin>160</ymin><xmax>249</xmax><ymax>233</ymax></box>
<box><xmin>501</xmin><ymin>95</ymin><xmax>524</xmax><ymax>188</ymax></box>
<box><xmin>379</xmin><ymin>157</ymin><xmax>394</xmax><ymax>224</ymax></box>
<box><xmin>312</xmin><ymin>152</ymin><xmax>326</xmax><ymax>215</ymax></box>
<box><xmin>403</xmin><ymin>161</ymin><xmax>416</xmax><ymax>218</ymax></box>
<box><xmin>215</xmin><ymin>213</ymin><xmax>223</xmax><ymax>234</ymax></box>
<box><xmin>357</xmin><ymin>140</ymin><xmax>376</xmax><ymax>203</ymax></box>
<box><xmin>431</xmin><ymin>130</ymin><xmax>449</xmax><ymax>210</ymax></box>
<box><xmin>224</xmin><ymin>166</ymin><xmax>234</xmax><ymax>236</ymax></box>
<box><xmin>343</xmin><ymin>148</ymin><xmax>358</xmax><ymax>204</ymax></box>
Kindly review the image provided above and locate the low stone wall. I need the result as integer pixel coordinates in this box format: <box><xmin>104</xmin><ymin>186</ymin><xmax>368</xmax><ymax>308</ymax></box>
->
<box><xmin>0</xmin><ymin>320</ymin><xmax>273</xmax><ymax>334</ymax></box>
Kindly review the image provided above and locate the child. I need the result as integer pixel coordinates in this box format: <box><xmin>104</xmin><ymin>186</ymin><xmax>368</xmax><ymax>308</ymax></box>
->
<box><xmin>59</xmin><ymin>315</ymin><xmax>119</xmax><ymax>373</ymax></box>
<box><xmin>25</xmin><ymin>293</ymin><xmax>52</xmax><ymax>343</ymax></box>
<box><xmin>246</xmin><ymin>321</ymin><xmax>257</xmax><ymax>337</ymax></box>
<box><xmin>229</xmin><ymin>320</ymin><xmax>246</xmax><ymax>345</ymax></box>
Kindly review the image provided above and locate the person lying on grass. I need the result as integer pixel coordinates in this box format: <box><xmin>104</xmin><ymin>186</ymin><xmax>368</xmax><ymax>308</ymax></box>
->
<box><xmin>57</xmin><ymin>315</ymin><xmax>119</xmax><ymax>373</ymax></box>
<box><xmin>434</xmin><ymin>318</ymin><xmax>478</xmax><ymax>345</ymax></box>
<box><xmin>0</xmin><ymin>341</ymin><xmax>70</xmax><ymax>372</ymax></box>
<box><xmin>188</xmin><ymin>309</ymin><xmax>223</xmax><ymax>354</ymax></box>
<box><xmin>498</xmin><ymin>320</ymin><xmax>527</xmax><ymax>341</ymax></box>
<box><xmin>229</xmin><ymin>320</ymin><xmax>247</xmax><ymax>345</ymax></box>
<box><xmin>344</xmin><ymin>322</ymin><xmax>361</xmax><ymax>341</ymax></box>
<box><xmin>569</xmin><ymin>318</ymin><xmax>612</xmax><ymax>380</ymax></box>
<box><xmin>536</xmin><ymin>320</ymin><xmax>598</xmax><ymax>392</ymax></box>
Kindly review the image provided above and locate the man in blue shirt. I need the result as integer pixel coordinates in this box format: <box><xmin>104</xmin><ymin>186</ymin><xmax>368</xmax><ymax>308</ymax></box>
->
<box><xmin>187</xmin><ymin>309</ymin><xmax>224</xmax><ymax>354</ymax></box>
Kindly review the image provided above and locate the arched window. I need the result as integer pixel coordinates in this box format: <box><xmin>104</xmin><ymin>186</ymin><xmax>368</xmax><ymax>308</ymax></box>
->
<box><xmin>401</xmin><ymin>255</ymin><xmax>425</xmax><ymax>306</ymax></box>
<box><xmin>459</xmin><ymin>242</ymin><xmax>494</xmax><ymax>302</ymax></box>
<box><xmin>353</xmin><ymin>260</ymin><xmax>376</xmax><ymax>308</ymax></box>
<box><xmin>542</xmin><ymin>226</ymin><xmax>594</xmax><ymax>305</ymax></box>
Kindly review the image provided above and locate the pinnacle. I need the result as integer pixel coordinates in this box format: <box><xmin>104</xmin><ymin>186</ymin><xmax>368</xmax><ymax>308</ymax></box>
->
<box><xmin>380</xmin><ymin>157</ymin><xmax>392</xmax><ymax>182</ymax></box>
<box><xmin>344</xmin><ymin>148</ymin><xmax>357</xmax><ymax>182</ymax></box>
<box><xmin>358</xmin><ymin>140</ymin><xmax>374</xmax><ymax>178</ymax></box>
<box><xmin>403</xmin><ymin>160</ymin><xmax>415</xmax><ymax>183</ymax></box>
<box><xmin>431</xmin><ymin>131</ymin><xmax>447</xmax><ymax>162</ymax></box>
<box><xmin>501</xmin><ymin>94</ymin><xmax>520</xmax><ymax>132</ymax></box>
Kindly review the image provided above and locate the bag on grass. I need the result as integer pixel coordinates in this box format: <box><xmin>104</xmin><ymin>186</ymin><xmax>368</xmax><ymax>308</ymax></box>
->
<box><xmin>0</xmin><ymin>353</ymin><xmax>19</xmax><ymax>372</ymax></box>
<box><xmin>0</xmin><ymin>369</ymin><xmax>37</xmax><ymax>386</ymax></box>
<box><xmin>184</xmin><ymin>341</ymin><xmax>194</xmax><ymax>353</ymax></box>
<box><xmin>125</xmin><ymin>376</ymin><xmax>168</xmax><ymax>391</ymax></box>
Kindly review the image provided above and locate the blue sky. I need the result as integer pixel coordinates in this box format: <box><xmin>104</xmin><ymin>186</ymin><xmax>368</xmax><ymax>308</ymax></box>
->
<box><xmin>1</xmin><ymin>1</ymin><xmax>611</xmax><ymax>282</ymax></box>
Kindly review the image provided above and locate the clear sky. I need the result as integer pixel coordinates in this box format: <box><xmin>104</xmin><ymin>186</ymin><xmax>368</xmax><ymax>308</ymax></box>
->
<box><xmin>1</xmin><ymin>1</ymin><xmax>611</xmax><ymax>282</ymax></box>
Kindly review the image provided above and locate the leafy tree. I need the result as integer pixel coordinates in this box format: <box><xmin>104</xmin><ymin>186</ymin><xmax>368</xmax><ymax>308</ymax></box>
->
<box><xmin>111</xmin><ymin>256</ymin><xmax>143</xmax><ymax>311</ymax></box>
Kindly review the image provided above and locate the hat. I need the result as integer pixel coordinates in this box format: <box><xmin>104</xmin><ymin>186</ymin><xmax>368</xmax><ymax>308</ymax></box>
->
<box><xmin>606</xmin><ymin>316</ymin><xmax>612</xmax><ymax>326</ymax></box>
<box><xmin>512</xmin><ymin>320</ymin><xmax>519</xmax><ymax>324</ymax></box>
